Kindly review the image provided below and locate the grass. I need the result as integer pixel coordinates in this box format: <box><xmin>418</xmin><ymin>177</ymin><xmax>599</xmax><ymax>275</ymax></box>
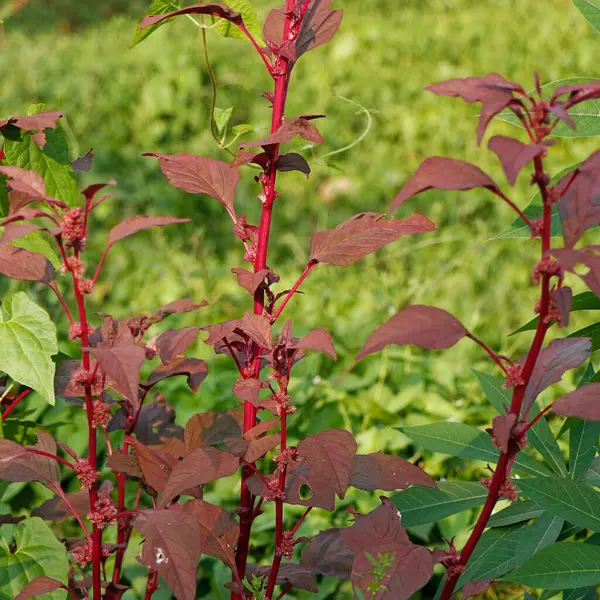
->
<box><xmin>1</xmin><ymin>0</ymin><xmax>600</xmax><ymax>597</ymax></box>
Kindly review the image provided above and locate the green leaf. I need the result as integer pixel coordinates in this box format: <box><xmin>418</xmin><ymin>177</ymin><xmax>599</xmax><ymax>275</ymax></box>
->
<box><xmin>399</xmin><ymin>422</ymin><xmax>552</xmax><ymax>477</ymax></box>
<box><xmin>584</xmin><ymin>456</ymin><xmax>600</xmax><ymax>486</ymax></box>
<box><xmin>457</xmin><ymin>523</ymin><xmax>527</xmax><ymax>586</ymax></box>
<box><xmin>516</xmin><ymin>477</ymin><xmax>600</xmax><ymax>531</ymax></box>
<box><xmin>210</xmin><ymin>0</ymin><xmax>266</xmax><ymax>47</ymax></box>
<box><xmin>0</xmin><ymin>292</ymin><xmax>57</xmax><ymax>405</ymax></box>
<box><xmin>9</xmin><ymin>233</ymin><xmax>61</xmax><ymax>268</ymax></box>
<box><xmin>472</xmin><ymin>369</ymin><xmax>510</xmax><ymax>414</ymax></box>
<box><xmin>131</xmin><ymin>0</ymin><xmax>181</xmax><ymax>48</ymax></box>
<box><xmin>572</xmin><ymin>0</ymin><xmax>600</xmax><ymax>33</ymax></box>
<box><xmin>488</xmin><ymin>499</ymin><xmax>544</xmax><ymax>528</ymax></box>
<box><xmin>502</xmin><ymin>541</ymin><xmax>600</xmax><ymax>589</ymax></box>
<box><xmin>498</xmin><ymin>78</ymin><xmax>600</xmax><ymax>137</ymax></box>
<box><xmin>4</xmin><ymin>130</ymin><xmax>77</xmax><ymax>208</ymax></box>
<box><xmin>231</xmin><ymin>123</ymin><xmax>254</xmax><ymax>136</ymax></box>
<box><xmin>562</xmin><ymin>587</ymin><xmax>597</xmax><ymax>600</ymax></box>
<box><xmin>516</xmin><ymin>511</ymin><xmax>564</xmax><ymax>563</ymax></box>
<box><xmin>569</xmin><ymin>420</ymin><xmax>600</xmax><ymax>479</ymax></box>
<box><xmin>0</xmin><ymin>176</ymin><xmax>8</xmax><ymax>219</ymax></box>
<box><xmin>0</xmin><ymin>517</ymin><xmax>69</xmax><ymax>600</ymax></box>
<box><xmin>528</xmin><ymin>401</ymin><xmax>568</xmax><ymax>477</ymax></box>
<box><xmin>214</xmin><ymin>107</ymin><xmax>234</xmax><ymax>136</ymax></box>
<box><xmin>511</xmin><ymin>291</ymin><xmax>600</xmax><ymax>336</ymax></box>
<box><xmin>391</xmin><ymin>481</ymin><xmax>487</xmax><ymax>527</ymax></box>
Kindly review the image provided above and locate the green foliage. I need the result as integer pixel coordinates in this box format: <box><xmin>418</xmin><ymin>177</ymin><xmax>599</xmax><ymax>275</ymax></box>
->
<box><xmin>573</xmin><ymin>0</ymin><xmax>600</xmax><ymax>33</ymax></box>
<box><xmin>0</xmin><ymin>517</ymin><xmax>69</xmax><ymax>600</ymax></box>
<box><xmin>210</xmin><ymin>0</ymin><xmax>266</xmax><ymax>47</ymax></box>
<box><xmin>0</xmin><ymin>292</ymin><xmax>58</xmax><ymax>405</ymax></box>
<box><xmin>131</xmin><ymin>0</ymin><xmax>180</xmax><ymax>47</ymax></box>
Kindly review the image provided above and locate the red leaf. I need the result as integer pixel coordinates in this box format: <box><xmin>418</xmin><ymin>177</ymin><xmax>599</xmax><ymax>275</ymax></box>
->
<box><xmin>349</xmin><ymin>452</ymin><xmax>437</xmax><ymax>492</ymax></box>
<box><xmin>87</xmin><ymin>344</ymin><xmax>146</xmax><ymax>402</ymax></box>
<box><xmin>553</xmin><ymin>383</ymin><xmax>600</xmax><ymax>421</ymax></box>
<box><xmin>555</xmin><ymin>286</ymin><xmax>573</xmax><ymax>328</ymax></box>
<box><xmin>357</xmin><ymin>305</ymin><xmax>468</xmax><ymax>360</ymax></box>
<box><xmin>239</xmin><ymin>118</ymin><xmax>324</xmax><ymax>149</ymax></box>
<box><xmin>0</xmin><ymin>246</ymin><xmax>55</xmax><ymax>284</ymax></box>
<box><xmin>106</xmin><ymin>451</ymin><xmax>143</xmax><ymax>479</ymax></box>
<box><xmin>301</xmin><ymin>527</ymin><xmax>354</xmax><ymax>578</ymax></box>
<box><xmin>556</xmin><ymin>151</ymin><xmax>600</xmax><ymax>248</ymax></box>
<box><xmin>107</xmin><ymin>215</ymin><xmax>190</xmax><ymax>249</ymax></box>
<box><xmin>159</xmin><ymin>446</ymin><xmax>239</xmax><ymax>507</ymax></box>
<box><xmin>132</xmin><ymin>439</ymin><xmax>179</xmax><ymax>493</ymax></box>
<box><xmin>491</xmin><ymin>414</ymin><xmax>517</xmax><ymax>453</ymax></box>
<box><xmin>238</xmin><ymin>312</ymin><xmax>273</xmax><ymax>349</ymax></box>
<box><xmin>232</xmin><ymin>378</ymin><xmax>267</xmax><ymax>407</ymax></box>
<box><xmin>71</xmin><ymin>148</ymin><xmax>94</xmax><ymax>173</ymax></box>
<box><xmin>276</xmin><ymin>152</ymin><xmax>311</xmax><ymax>177</ymax></box>
<box><xmin>426</xmin><ymin>73</ymin><xmax>522</xmax><ymax>143</ymax></box>
<box><xmin>521</xmin><ymin>337</ymin><xmax>592</xmax><ymax>415</ymax></box>
<box><xmin>0</xmin><ymin>110</ymin><xmax>63</xmax><ymax>148</ymax></box>
<box><xmin>184</xmin><ymin>410</ymin><xmax>244</xmax><ymax>452</ymax></box>
<box><xmin>552</xmin><ymin>80</ymin><xmax>600</xmax><ymax>108</ymax></box>
<box><xmin>140</xmin><ymin>2</ymin><xmax>244</xmax><ymax>30</ymax></box>
<box><xmin>231</xmin><ymin>267</ymin><xmax>271</xmax><ymax>295</ymax></box>
<box><xmin>145</xmin><ymin>297</ymin><xmax>208</xmax><ymax>329</ymax></box>
<box><xmin>551</xmin><ymin>248</ymin><xmax>600</xmax><ymax>297</ymax></box>
<box><xmin>0</xmin><ymin>223</ymin><xmax>46</xmax><ymax>245</ymax></box>
<box><xmin>292</xmin><ymin>328</ymin><xmax>337</xmax><ymax>360</ymax></box>
<box><xmin>145</xmin><ymin>153</ymin><xmax>239</xmax><ymax>221</ymax></box>
<box><xmin>33</xmin><ymin>492</ymin><xmax>91</xmax><ymax>521</ymax></box>
<box><xmin>390</xmin><ymin>157</ymin><xmax>497</xmax><ymax>211</ymax></box>
<box><xmin>15</xmin><ymin>576</ymin><xmax>69</xmax><ymax>600</ymax></box>
<box><xmin>225</xmin><ymin>434</ymin><xmax>280</xmax><ymax>463</ymax></box>
<box><xmin>155</xmin><ymin>327</ymin><xmax>201</xmax><ymax>362</ymax></box>
<box><xmin>488</xmin><ymin>136</ymin><xmax>546</xmax><ymax>186</ymax></box>
<box><xmin>463</xmin><ymin>579</ymin><xmax>494</xmax><ymax>599</ymax></box>
<box><xmin>0</xmin><ymin>166</ymin><xmax>49</xmax><ymax>200</ymax></box>
<box><xmin>246</xmin><ymin>563</ymin><xmax>318</xmax><ymax>593</ymax></box>
<box><xmin>145</xmin><ymin>357</ymin><xmax>208</xmax><ymax>393</ymax></box>
<box><xmin>133</xmin><ymin>509</ymin><xmax>203</xmax><ymax>600</ymax></box>
<box><xmin>310</xmin><ymin>212</ymin><xmax>435</xmax><ymax>266</ymax></box>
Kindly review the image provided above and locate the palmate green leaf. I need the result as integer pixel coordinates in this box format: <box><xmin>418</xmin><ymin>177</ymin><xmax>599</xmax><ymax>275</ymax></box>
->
<box><xmin>398</xmin><ymin>422</ymin><xmax>552</xmax><ymax>477</ymax></box>
<box><xmin>3</xmin><ymin>129</ymin><xmax>77</xmax><ymax>208</ymax></box>
<box><xmin>0</xmin><ymin>292</ymin><xmax>57</xmax><ymax>405</ymax></box>
<box><xmin>391</xmin><ymin>481</ymin><xmax>487</xmax><ymax>527</ymax></box>
<box><xmin>572</xmin><ymin>0</ymin><xmax>600</xmax><ymax>33</ymax></box>
<box><xmin>498</xmin><ymin>78</ymin><xmax>600</xmax><ymax>137</ymax></box>
<box><xmin>488</xmin><ymin>499</ymin><xmax>544</xmax><ymax>527</ymax></box>
<box><xmin>515</xmin><ymin>511</ymin><xmax>564</xmax><ymax>563</ymax></box>
<box><xmin>502</xmin><ymin>541</ymin><xmax>600</xmax><ymax>589</ymax></box>
<box><xmin>511</xmin><ymin>292</ymin><xmax>600</xmax><ymax>336</ymax></box>
<box><xmin>131</xmin><ymin>0</ymin><xmax>181</xmax><ymax>48</ymax></box>
<box><xmin>0</xmin><ymin>517</ymin><xmax>69</xmax><ymax>600</ymax></box>
<box><xmin>516</xmin><ymin>477</ymin><xmax>600</xmax><ymax>530</ymax></box>
<box><xmin>210</xmin><ymin>0</ymin><xmax>266</xmax><ymax>47</ymax></box>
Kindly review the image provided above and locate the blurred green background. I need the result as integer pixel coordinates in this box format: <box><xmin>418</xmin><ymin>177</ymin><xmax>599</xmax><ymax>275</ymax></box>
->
<box><xmin>1</xmin><ymin>0</ymin><xmax>600</xmax><ymax>598</ymax></box>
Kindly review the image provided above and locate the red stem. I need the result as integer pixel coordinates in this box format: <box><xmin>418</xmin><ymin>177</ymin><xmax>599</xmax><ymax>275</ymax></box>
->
<box><xmin>237</xmin><ymin>24</ymin><xmax>273</xmax><ymax>76</ymax></box>
<box><xmin>28</xmin><ymin>448</ymin><xmax>76</xmax><ymax>470</ymax></box>
<box><xmin>112</xmin><ymin>439</ymin><xmax>133</xmax><ymax>586</ymax></box>
<box><xmin>439</xmin><ymin>156</ymin><xmax>553</xmax><ymax>600</ymax></box>
<box><xmin>144</xmin><ymin>571</ymin><xmax>159</xmax><ymax>600</ymax></box>
<box><xmin>271</xmin><ymin>261</ymin><xmax>317</xmax><ymax>323</ymax></box>
<box><xmin>490</xmin><ymin>188</ymin><xmax>534</xmax><ymax>228</ymax></box>
<box><xmin>523</xmin><ymin>403</ymin><xmax>553</xmax><ymax>434</ymax></box>
<box><xmin>49</xmin><ymin>283</ymin><xmax>74</xmax><ymax>325</ymax></box>
<box><xmin>290</xmin><ymin>507</ymin><xmax>312</xmax><ymax>536</ymax></box>
<box><xmin>1</xmin><ymin>388</ymin><xmax>31</xmax><ymax>419</ymax></box>
<box><xmin>58</xmin><ymin>490</ymin><xmax>92</xmax><ymax>543</ymax></box>
<box><xmin>467</xmin><ymin>333</ymin><xmax>509</xmax><ymax>375</ymax></box>
<box><xmin>276</xmin><ymin>583</ymin><xmax>293</xmax><ymax>600</ymax></box>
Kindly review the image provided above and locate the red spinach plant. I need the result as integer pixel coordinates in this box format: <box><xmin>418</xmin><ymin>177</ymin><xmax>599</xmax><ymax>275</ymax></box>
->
<box><xmin>0</xmin><ymin>2</ymin><xmax>452</xmax><ymax>599</ymax></box>
<box><xmin>363</xmin><ymin>75</ymin><xmax>600</xmax><ymax>599</ymax></box>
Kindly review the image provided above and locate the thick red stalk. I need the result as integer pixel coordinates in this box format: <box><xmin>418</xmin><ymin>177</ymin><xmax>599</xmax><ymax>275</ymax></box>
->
<box><xmin>439</xmin><ymin>156</ymin><xmax>553</xmax><ymax>600</ymax></box>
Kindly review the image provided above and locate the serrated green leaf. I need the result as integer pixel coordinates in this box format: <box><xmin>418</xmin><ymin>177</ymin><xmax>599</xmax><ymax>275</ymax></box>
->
<box><xmin>473</xmin><ymin>369</ymin><xmax>510</xmax><ymax>414</ymax></box>
<box><xmin>131</xmin><ymin>0</ymin><xmax>181</xmax><ymax>48</ymax></box>
<box><xmin>516</xmin><ymin>511</ymin><xmax>564</xmax><ymax>563</ymax></box>
<box><xmin>498</xmin><ymin>78</ymin><xmax>600</xmax><ymax>137</ymax></box>
<box><xmin>398</xmin><ymin>422</ymin><xmax>552</xmax><ymax>477</ymax></box>
<box><xmin>0</xmin><ymin>517</ymin><xmax>69</xmax><ymax>600</ymax></box>
<box><xmin>488</xmin><ymin>499</ymin><xmax>544</xmax><ymax>528</ymax></box>
<box><xmin>9</xmin><ymin>233</ymin><xmax>60</xmax><ymax>268</ymax></box>
<box><xmin>0</xmin><ymin>292</ymin><xmax>57</xmax><ymax>405</ymax></box>
<box><xmin>516</xmin><ymin>477</ymin><xmax>600</xmax><ymax>530</ymax></box>
<box><xmin>572</xmin><ymin>0</ymin><xmax>600</xmax><ymax>34</ymax></box>
<box><xmin>231</xmin><ymin>123</ymin><xmax>254</xmax><ymax>136</ymax></box>
<box><xmin>4</xmin><ymin>130</ymin><xmax>77</xmax><ymax>208</ymax></box>
<box><xmin>511</xmin><ymin>292</ymin><xmax>600</xmax><ymax>336</ymax></box>
<box><xmin>391</xmin><ymin>481</ymin><xmax>487</xmax><ymax>527</ymax></box>
<box><xmin>569</xmin><ymin>419</ymin><xmax>600</xmax><ymax>479</ymax></box>
<box><xmin>210</xmin><ymin>0</ymin><xmax>265</xmax><ymax>46</ymax></box>
<box><xmin>214</xmin><ymin>107</ymin><xmax>234</xmax><ymax>136</ymax></box>
<box><xmin>502</xmin><ymin>541</ymin><xmax>600</xmax><ymax>589</ymax></box>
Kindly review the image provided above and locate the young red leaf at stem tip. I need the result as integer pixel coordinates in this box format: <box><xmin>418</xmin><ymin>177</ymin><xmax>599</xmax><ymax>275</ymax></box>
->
<box><xmin>14</xmin><ymin>576</ymin><xmax>72</xmax><ymax>600</ymax></box>
<box><xmin>488</xmin><ymin>136</ymin><xmax>547</xmax><ymax>186</ymax></box>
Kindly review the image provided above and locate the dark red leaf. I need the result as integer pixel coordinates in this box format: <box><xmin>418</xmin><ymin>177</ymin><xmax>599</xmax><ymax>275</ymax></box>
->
<box><xmin>140</xmin><ymin>2</ymin><xmax>244</xmax><ymax>30</ymax></box>
<box><xmin>155</xmin><ymin>327</ymin><xmax>201</xmax><ymax>362</ymax></box>
<box><xmin>135</xmin><ymin>402</ymin><xmax>185</xmax><ymax>447</ymax></box>
<box><xmin>491</xmin><ymin>414</ymin><xmax>517</xmax><ymax>453</ymax></box>
<box><xmin>132</xmin><ymin>439</ymin><xmax>179</xmax><ymax>493</ymax></box>
<box><xmin>556</xmin><ymin>151</ymin><xmax>600</xmax><ymax>248</ymax></box>
<box><xmin>238</xmin><ymin>312</ymin><xmax>273</xmax><ymax>349</ymax></box>
<box><xmin>225</xmin><ymin>434</ymin><xmax>280</xmax><ymax>463</ymax></box>
<box><xmin>8</xmin><ymin>190</ymin><xmax>34</xmax><ymax>213</ymax></box>
<box><xmin>232</xmin><ymin>378</ymin><xmax>267</xmax><ymax>407</ymax></box>
<box><xmin>145</xmin><ymin>357</ymin><xmax>208</xmax><ymax>392</ymax></box>
<box><xmin>83</xmin><ymin>181</ymin><xmax>116</xmax><ymax>204</ymax></box>
<box><xmin>301</xmin><ymin>527</ymin><xmax>354</xmax><ymax>578</ymax></box>
<box><xmin>553</xmin><ymin>383</ymin><xmax>600</xmax><ymax>421</ymax></box>
<box><xmin>144</xmin><ymin>298</ymin><xmax>208</xmax><ymax>329</ymax></box>
<box><xmin>133</xmin><ymin>509</ymin><xmax>203</xmax><ymax>600</ymax></box>
<box><xmin>390</xmin><ymin>157</ymin><xmax>497</xmax><ymax>211</ymax></box>
<box><xmin>550</xmin><ymin>102</ymin><xmax>576</xmax><ymax>131</ymax></box>
<box><xmin>107</xmin><ymin>215</ymin><xmax>190</xmax><ymax>249</ymax></box>
<box><xmin>87</xmin><ymin>344</ymin><xmax>146</xmax><ymax>402</ymax></box>
<box><xmin>244</xmin><ymin>418</ymin><xmax>279</xmax><ymax>440</ymax></box>
<box><xmin>200</xmin><ymin>319</ymin><xmax>241</xmax><ymax>346</ymax></box>
<box><xmin>32</xmin><ymin>492</ymin><xmax>91</xmax><ymax>521</ymax></box>
<box><xmin>239</xmin><ymin>118</ymin><xmax>324</xmax><ymax>149</ymax></box>
<box><xmin>488</xmin><ymin>136</ymin><xmax>546</xmax><ymax>186</ymax></box>
<box><xmin>158</xmin><ymin>446</ymin><xmax>239</xmax><ymax>507</ymax></box>
<box><xmin>246</xmin><ymin>563</ymin><xmax>318</xmax><ymax>592</ymax></box>
<box><xmin>349</xmin><ymin>452</ymin><xmax>437</xmax><ymax>492</ymax></box>
<box><xmin>276</xmin><ymin>153</ymin><xmax>311</xmax><ymax>177</ymax></box>
<box><xmin>292</xmin><ymin>328</ymin><xmax>337</xmax><ymax>360</ymax></box>
<box><xmin>0</xmin><ymin>223</ymin><xmax>46</xmax><ymax>245</ymax></box>
<box><xmin>310</xmin><ymin>212</ymin><xmax>435</xmax><ymax>266</ymax></box>
<box><xmin>521</xmin><ymin>337</ymin><xmax>592</xmax><ymax>415</ymax></box>
<box><xmin>551</xmin><ymin>248</ymin><xmax>600</xmax><ymax>297</ymax></box>
<box><xmin>552</xmin><ymin>80</ymin><xmax>600</xmax><ymax>108</ymax></box>
<box><xmin>0</xmin><ymin>246</ymin><xmax>55</xmax><ymax>283</ymax></box>
<box><xmin>0</xmin><ymin>110</ymin><xmax>62</xmax><ymax>133</ymax></box>
<box><xmin>357</xmin><ymin>305</ymin><xmax>468</xmax><ymax>360</ymax></box>
<box><xmin>15</xmin><ymin>576</ymin><xmax>69</xmax><ymax>600</ymax></box>
<box><xmin>106</xmin><ymin>451</ymin><xmax>143</xmax><ymax>479</ymax></box>
<box><xmin>230</xmin><ymin>151</ymin><xmax>269</xmax><ymax>169</ymax></box>
<box><xmin>426</xmin><ymin>73</ymin><xmax>522</xmax><ymax>143</ymax></box>
<box><xmin>145</xmin><ymin>153</ymin><xmax>239</xmax><ymax>221</ymax></box>
<box><xmin>555</xmin><ymin>286</ymin><xmax>573</xmax><ymax>328</ymax></box>
<box><xmin>184</xmin><ymin>410</ymin><xmax>244</xmax><ymax>452</ymax></box>
<box><xmin>231</xmin><ymin>267</ymin><xmax>270</xmax><ymax>295</ymax></box>
<box><xmin>0</xmin><ymin>166</ymin><xmax>50</xmax><ymax>200</ymax></box>
<box><xmin>463</xmin><ymin>579</ymin><xmax>494</xmax><ymax>599</ymax></box>
<box><xmin>71</xmin><ymin>148</ymin><xmax>94</xmax><ymax>173</ymax></box>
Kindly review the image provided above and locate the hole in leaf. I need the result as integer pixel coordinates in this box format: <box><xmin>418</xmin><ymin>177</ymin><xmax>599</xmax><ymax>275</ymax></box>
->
<box><xmin>299</xmin><ymin>484</ymin><xmax>313</xmax><ymax>500</ymax></box>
